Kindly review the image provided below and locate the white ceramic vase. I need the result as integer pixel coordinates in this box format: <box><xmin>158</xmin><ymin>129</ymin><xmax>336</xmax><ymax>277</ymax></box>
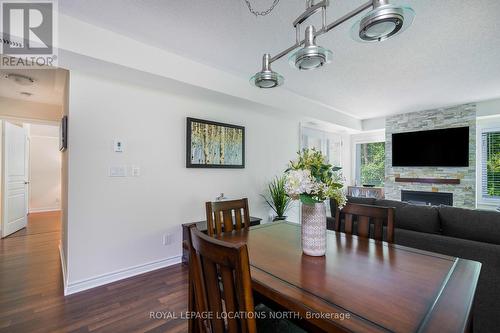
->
<box><xmin>301</xmin><ymin>202</ymin><xmax>327</xmax><ymax>256</ymax></box>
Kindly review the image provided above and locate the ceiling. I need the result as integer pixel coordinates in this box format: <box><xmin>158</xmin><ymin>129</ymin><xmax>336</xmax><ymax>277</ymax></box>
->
<box><xmin>0</xmin><ymin>65</ymin><xmax>67</xmax><ymax>106</ymax></box>
<box><xmin>59</xmin><ymin>0</ymin><xmax>500</xmax><ymax>119</ymax></box>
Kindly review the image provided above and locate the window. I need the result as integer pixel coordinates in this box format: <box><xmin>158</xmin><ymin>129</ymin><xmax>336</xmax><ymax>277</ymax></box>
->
<box><xmin>356</xmin><ymin>142</ymin><xmax>385</xmax><ymax>187</ymax></box>
<box><xmin>481</xmin><ymin>130</ymin><xmax>500</xmax><ymax>199</ymax></box>
<box><xmin>301</xmin><ymin>126</ymin><xmax>342</xmax><ymax>167</ymax></box>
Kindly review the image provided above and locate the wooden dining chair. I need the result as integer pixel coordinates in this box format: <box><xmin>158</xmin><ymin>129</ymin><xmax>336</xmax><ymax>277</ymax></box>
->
<box><xmin>335</xmin><ymin>203</ymin><xmax>395</xmax><ymax>243</ymax></box>
<box><xmin>188</xmin><ymin>225</ymin><xmax>257</xmax><ymax>333</ymax></box>
<box><xmin>205</xmin><ymin>198</ymin><xmax>251</xmax><ymax>237</ymax></box>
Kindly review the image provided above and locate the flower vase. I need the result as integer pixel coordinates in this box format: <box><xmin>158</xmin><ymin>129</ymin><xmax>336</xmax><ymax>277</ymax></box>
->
<box><xmin>301</xmin><ymin>202</ymin><xmax>327</xmax><ymax>256</ymax></box>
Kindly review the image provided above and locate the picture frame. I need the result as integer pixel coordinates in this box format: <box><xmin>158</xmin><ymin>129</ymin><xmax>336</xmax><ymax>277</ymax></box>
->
<box><xmin>186</xmin><ymin>117</ymin><xmax>245</xmax><ymax>168</ymax></box>
<box><xmin>59</xmin><ymin>115</ymin><xmax>68</xmax><ymax>151</ymax></box>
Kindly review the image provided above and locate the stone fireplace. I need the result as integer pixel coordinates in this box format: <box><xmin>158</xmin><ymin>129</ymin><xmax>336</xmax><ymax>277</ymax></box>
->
<box><xmin>385</xmin><ymin>104</ymin><xmax>476</xmax><ymax>209</ymax></box>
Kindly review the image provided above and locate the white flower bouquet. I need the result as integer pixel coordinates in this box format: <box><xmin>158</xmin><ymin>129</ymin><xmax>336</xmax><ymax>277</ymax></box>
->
<box><xmin>284</xmin><ymin>149</ymin><xmax>346</xmax><ymax>207</ymax></box>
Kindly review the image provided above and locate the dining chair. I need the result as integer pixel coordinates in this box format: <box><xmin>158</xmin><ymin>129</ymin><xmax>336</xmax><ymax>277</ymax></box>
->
<box><xmin>335</xmin><ymin>203</ymin><xmax>395</xmax><ymax>243</ymax></box>
<box><xmin>188</xmin><ymin>225</ymin><xmax>257</xmax><ymax>333</ymax></box>
<box><xmin>205</xmin><ymin>198</ymin><xmax>251</xmax><ymax>237</ymax></box>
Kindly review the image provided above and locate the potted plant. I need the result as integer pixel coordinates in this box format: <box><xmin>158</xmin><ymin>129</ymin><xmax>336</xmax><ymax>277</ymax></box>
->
<box><xmin>262</xmin><ymin>175</ymin><xmax>292</xmax><ymax>221</ymax></box>
<box><xmin>284</xmin><ymin>149</ymin><xmax>346</xmax><ymax>256</ymax></box>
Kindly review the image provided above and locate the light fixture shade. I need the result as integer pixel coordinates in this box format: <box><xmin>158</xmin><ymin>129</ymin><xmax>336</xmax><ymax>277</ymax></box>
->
<box><xmin>250</xmin><ymin>70</ymin><xmax>284</xmax><ymax>88</ymax></box>
<box><xmin>289</xmin><ymin>45</ymin><xmax>333</xmax><ymax>71</ymax></box>
<box><xmin>289</xmin><ymin>25</ymin><xmax>333</xmax><ymax>71</ymax></box>
<box><xmin>251</xmin><ymin>53</ymin><xmax>284</xmax><ymax>88</ymax></box>
<box><xmin>351</xmin><ymin>4</ymin><xmax>415</xmax><ymax>42</ymax></box>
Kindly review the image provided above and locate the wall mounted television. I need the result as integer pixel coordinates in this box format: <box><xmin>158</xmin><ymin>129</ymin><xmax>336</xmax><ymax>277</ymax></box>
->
<box><xmin>392</xmin><ymin>127</ymin><xmax>469</xmax><ymax>167</ymax></box>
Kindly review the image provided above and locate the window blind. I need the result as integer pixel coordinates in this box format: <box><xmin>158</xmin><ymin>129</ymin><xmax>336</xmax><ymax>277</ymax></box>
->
<box><xmin>482</xmin><ymin>131</ymin><xmax>500</xmax><ymax>198</ymax></box>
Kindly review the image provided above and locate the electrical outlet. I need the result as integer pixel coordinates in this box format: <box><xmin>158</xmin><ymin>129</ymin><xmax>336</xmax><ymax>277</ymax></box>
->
<box><xmin>162</xmin><ymin>233</ymin><xmax>173</xmax><ymax>246</ymax></box>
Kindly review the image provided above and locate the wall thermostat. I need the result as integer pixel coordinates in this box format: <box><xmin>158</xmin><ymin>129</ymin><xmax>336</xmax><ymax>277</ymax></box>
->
<box><xmin>113</xmin><ymin>139</ymin><xmax>124</xmax><ymax>152</ymax></box>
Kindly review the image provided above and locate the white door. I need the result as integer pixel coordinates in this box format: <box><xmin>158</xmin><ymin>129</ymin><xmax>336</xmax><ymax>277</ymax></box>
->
<box><xmin>1</xmin><ymin>122</ymin><xmax>28</xmax><ymax>238</ymax></box>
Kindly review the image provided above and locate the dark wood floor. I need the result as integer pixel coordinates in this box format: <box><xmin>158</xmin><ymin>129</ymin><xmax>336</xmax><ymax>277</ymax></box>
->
<box><xmin>0</xmin><ymin>212</ymin><xmax>189</xmax><ymax>333</ymax></box>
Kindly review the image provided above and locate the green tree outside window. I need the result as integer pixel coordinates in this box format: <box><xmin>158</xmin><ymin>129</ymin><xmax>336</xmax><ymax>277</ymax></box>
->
<box><xmin>359</xmin><ymin>142</ymin><xmax>385</xmax><ymax>187</ymax></box>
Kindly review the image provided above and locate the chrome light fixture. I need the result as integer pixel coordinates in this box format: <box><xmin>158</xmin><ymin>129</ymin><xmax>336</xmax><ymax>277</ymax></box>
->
<box><xmin>352</xmin><ymin>0</ymin><xmax>415</xmax><ymax>42</ymax></box>
<box><xmin>289</xmin><ymin>26</ymin><xmax>332</xmax><ymax>70</ymax></box>
<box><xmin>250</xmin><ymin>53</ymin><xmax>284</xmax><ymax>88</ymax></box>
<box><xmin>250</xmin><ymin>0</ymin><xmax>415</xmax><ymax>88</ymax></box>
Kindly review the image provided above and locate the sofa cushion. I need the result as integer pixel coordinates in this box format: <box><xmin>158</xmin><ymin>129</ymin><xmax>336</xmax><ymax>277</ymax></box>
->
<box><xmin>398</xmin><ymin>204</ymin><xmax>441</xmax><ymax>234</ymax></box>
<box><xmin>374</xmin><ymin>199</ymin><xmax>408</xmax><ymax>210</ymax></box>
<box><xmin>439</xmin><ymin>206</ymin><xmax>500</xmax><ymax>246</ymax></box>
<box><xmin>347</xmin><ymin>196</ymin><xmax>377</xmax><ymax>206</ymax></box>
<box><xmin>374</xmin><ymin>199</ymin><xmax>441</xmax><ymax>234</ymax></box>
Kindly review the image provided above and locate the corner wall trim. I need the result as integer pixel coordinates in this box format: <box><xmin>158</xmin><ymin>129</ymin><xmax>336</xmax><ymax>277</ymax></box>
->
<box><xmin>65</xmin><ymin>255</ymin><xmax>182</xmax><ymax>296</ymax></box>
<box><xmin>58</xmin><ymin>242</ymin><xmax>68</xmax><ymax>294</ymax></box>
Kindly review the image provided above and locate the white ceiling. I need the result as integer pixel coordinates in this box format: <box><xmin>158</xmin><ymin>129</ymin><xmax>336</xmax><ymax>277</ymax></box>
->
<box><xmin>59</xmin><ymin>0</ymin><xmax>500</xmax><ymax>120</ymax></box>
<box><xmin>0</xmin><ymin>66</ymin><xmax>67</xmax><ymax>105</ymax></box>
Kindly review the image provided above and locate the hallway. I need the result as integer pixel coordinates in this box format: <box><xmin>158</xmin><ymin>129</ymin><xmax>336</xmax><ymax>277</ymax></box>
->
<box><xmin>0</xmin><ymin>212</ymin><xmax>188</xmax><ymax>333</ymax></box>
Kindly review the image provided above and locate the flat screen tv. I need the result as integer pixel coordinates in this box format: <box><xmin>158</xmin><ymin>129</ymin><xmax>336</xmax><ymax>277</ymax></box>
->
<box><xmin>392</xmin><ymin>127</ymin><xmax>469</xmax><ymax>167</ymax></box>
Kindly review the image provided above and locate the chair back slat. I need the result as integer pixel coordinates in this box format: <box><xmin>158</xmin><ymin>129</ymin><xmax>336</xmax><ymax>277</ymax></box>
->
<box><xmin>344</xmin><ymin>214</ymin><xmax>353</xmax><ymax>234</ymax></box>
<box><xmin>223</xmin><ymin>210</ymin><xmax>233</xmax><ymax>233</ymax></box>
<box><xmin>373</xmin><ymin>217</ymin><xmax>383</xmax><ymax>241</ymax></box>
<box><xmin>188</xmin><ymin>226</ymin><xmax>257</xmax><ymax>333</ymax></box>
<box><xmin>220</xmin><ymin>266</ymin><xmax>238</xmax><ymax>333</ymax></box>
<box><xmin>358</xmin><ymin>216</ymin><xmax>370</xmax><ymax>239</ymax></box>
<box><xmin>335</xmin><ymin>203</ymin><xmax>395</xmax><ymax>243</ymax></box>
<box><xmin>202</xmin><ymin>257</ymin><xmax>225</xmax><ymax>332</ymax></box>
<box><xmin>206</xmin><ymin>198</ymin><xmax>250</xmax><ymax>237</ymax></box>
<box><xmin>234</xmin><ymin>209</ymin><xmax>243</xmax><ymax>231</ymax></box>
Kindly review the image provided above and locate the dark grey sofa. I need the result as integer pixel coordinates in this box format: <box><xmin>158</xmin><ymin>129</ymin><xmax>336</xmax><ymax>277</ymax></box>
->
<box><xmin>327</xmin><ymin>196</ymin><xmax>500</xmax><ymax>333</ymax></box>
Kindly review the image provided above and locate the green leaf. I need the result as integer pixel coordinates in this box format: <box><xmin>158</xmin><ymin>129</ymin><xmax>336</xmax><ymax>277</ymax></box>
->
<box><xmin>300</xmin><ymin>194</ymin><xmax>321</xmax><ymax>205</ymax></box>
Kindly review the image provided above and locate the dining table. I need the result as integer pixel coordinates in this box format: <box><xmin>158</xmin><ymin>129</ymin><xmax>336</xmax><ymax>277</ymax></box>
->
<box><xmin>216</xmin><ymin>222</ymin><xmax>481</xmax><ymax>333</ymax></box>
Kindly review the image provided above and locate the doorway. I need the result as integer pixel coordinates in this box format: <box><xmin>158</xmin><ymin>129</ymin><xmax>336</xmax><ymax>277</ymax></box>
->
<box><xmin>0</xmin><ymin>67</ymin><xmax>68</xmax><ymax>238</ymax></box>
<box><xmin>0</xmin><ymin>121</ymin><xmax>62</xmax><ymax>238</ymax></box>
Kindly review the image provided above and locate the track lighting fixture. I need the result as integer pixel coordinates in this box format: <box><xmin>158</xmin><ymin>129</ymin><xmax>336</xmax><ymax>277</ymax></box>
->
<box><xmin>251</xmin><ymin>0</ymin><xmax>415</xmax><ymax>88</ymax></box>
<box><xmin>289</xmin><ymin>26</ymin><xmax>332</xmax><ymax>71</ymax></box>
<box><xmin>250</xmin><ymin>54</ymin><xmax>284</xmax><ymax>89</ymax></box>
<box><xmin>352</xmin><ymin>0</ymin><xmax>415</xmax><ymax>42</ymax></box>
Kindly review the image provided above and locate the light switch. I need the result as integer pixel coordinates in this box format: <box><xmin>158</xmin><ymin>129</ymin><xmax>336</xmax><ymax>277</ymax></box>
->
<box><xmin>113</xmin><ymin>139</ymin><xmax>124</xmax><ymax>152</ymax></box>
<box><xmin>109</xmin><ymin>165</ymin><xmax>127</xmax><ymax>177</ymax></box>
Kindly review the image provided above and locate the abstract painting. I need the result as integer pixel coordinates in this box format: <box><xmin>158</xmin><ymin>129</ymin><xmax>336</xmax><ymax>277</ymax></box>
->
<box><xmin>186</xmin><ymin>118</ymin><xmax>245</xmax><ymax>168</ymax></box>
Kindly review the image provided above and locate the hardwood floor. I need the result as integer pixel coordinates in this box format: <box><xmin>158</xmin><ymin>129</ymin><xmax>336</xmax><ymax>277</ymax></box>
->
<box><xmin>0</xmin><ymin>212</ymin><xmax>189</xmax><ymax>333</ymax></box>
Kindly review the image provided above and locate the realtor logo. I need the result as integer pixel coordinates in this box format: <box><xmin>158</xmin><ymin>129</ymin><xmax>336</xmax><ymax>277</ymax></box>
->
<box><xmin>1</xmin><ymin>0</ymin><xmax>58</xmax><ymax>68</ymax></box>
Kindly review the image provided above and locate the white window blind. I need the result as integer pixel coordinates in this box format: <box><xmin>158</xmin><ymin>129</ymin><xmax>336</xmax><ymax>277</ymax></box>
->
<box><xmin>482</xmin><ymin>131</ymin><xmax>500</xmax><ymax>198</ymax></box>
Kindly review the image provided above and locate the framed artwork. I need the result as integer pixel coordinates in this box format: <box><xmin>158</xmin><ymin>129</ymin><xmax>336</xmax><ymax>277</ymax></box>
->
<box><xmin>59</xmin><ymin>116</ymin><xmax>68</xmax><ymax>151</ymax></box>
<box><xmin>186</xmin><ymin>117</ymin><xmax>245</xmax><ymax>168</ymax></box>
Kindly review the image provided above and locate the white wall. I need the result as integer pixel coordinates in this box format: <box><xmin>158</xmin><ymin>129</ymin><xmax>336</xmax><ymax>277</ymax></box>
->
<box><xmin>477</xmin><ymin>98</ymin><xmax>500</xmax><ymax>118</ymax></box>
<box><xmin>29</xmin><ymin>124</ymin><xmax>61</xmax><ymax>213</ymax></box>
<box><xmin>65</xmin><ymin>71</ymin><xmax>301</xmax><ymax>293</ymax></box>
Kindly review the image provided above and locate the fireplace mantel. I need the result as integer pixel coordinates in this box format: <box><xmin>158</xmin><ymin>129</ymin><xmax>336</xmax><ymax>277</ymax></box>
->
<box><xmin>395</xmin><ymin>177</ymin><xmax>461</xmax><ymax>185</ymax></box>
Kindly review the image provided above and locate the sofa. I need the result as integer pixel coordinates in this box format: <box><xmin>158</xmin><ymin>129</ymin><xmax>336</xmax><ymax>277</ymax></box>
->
<box><xmin>327</xmin><ymin>196</ymin><xmax>500</xmax><ymax>333</ymax></box>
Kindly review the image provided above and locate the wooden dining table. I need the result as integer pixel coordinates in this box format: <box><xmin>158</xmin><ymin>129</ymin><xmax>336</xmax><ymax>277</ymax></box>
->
<box><xmin>216</xmin><ymin>222</ymin><xmax>481</xmax><ymax>333</ymax></box>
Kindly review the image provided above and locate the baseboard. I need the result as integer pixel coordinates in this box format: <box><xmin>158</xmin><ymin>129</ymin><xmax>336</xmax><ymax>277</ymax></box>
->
<box><xmin>65</xmin><ymin>255</ymin><xmax>182</xmax><ymax>296</ymax></box>
<box><xmin>58</xmin><ymin>242</ymin><xmax>68</xmax><ymax>294</ymax></box>
<box><xmin>29</xmin><ymin>208</ymin><xmax>61</xmax><ymax>213</ymax></box>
